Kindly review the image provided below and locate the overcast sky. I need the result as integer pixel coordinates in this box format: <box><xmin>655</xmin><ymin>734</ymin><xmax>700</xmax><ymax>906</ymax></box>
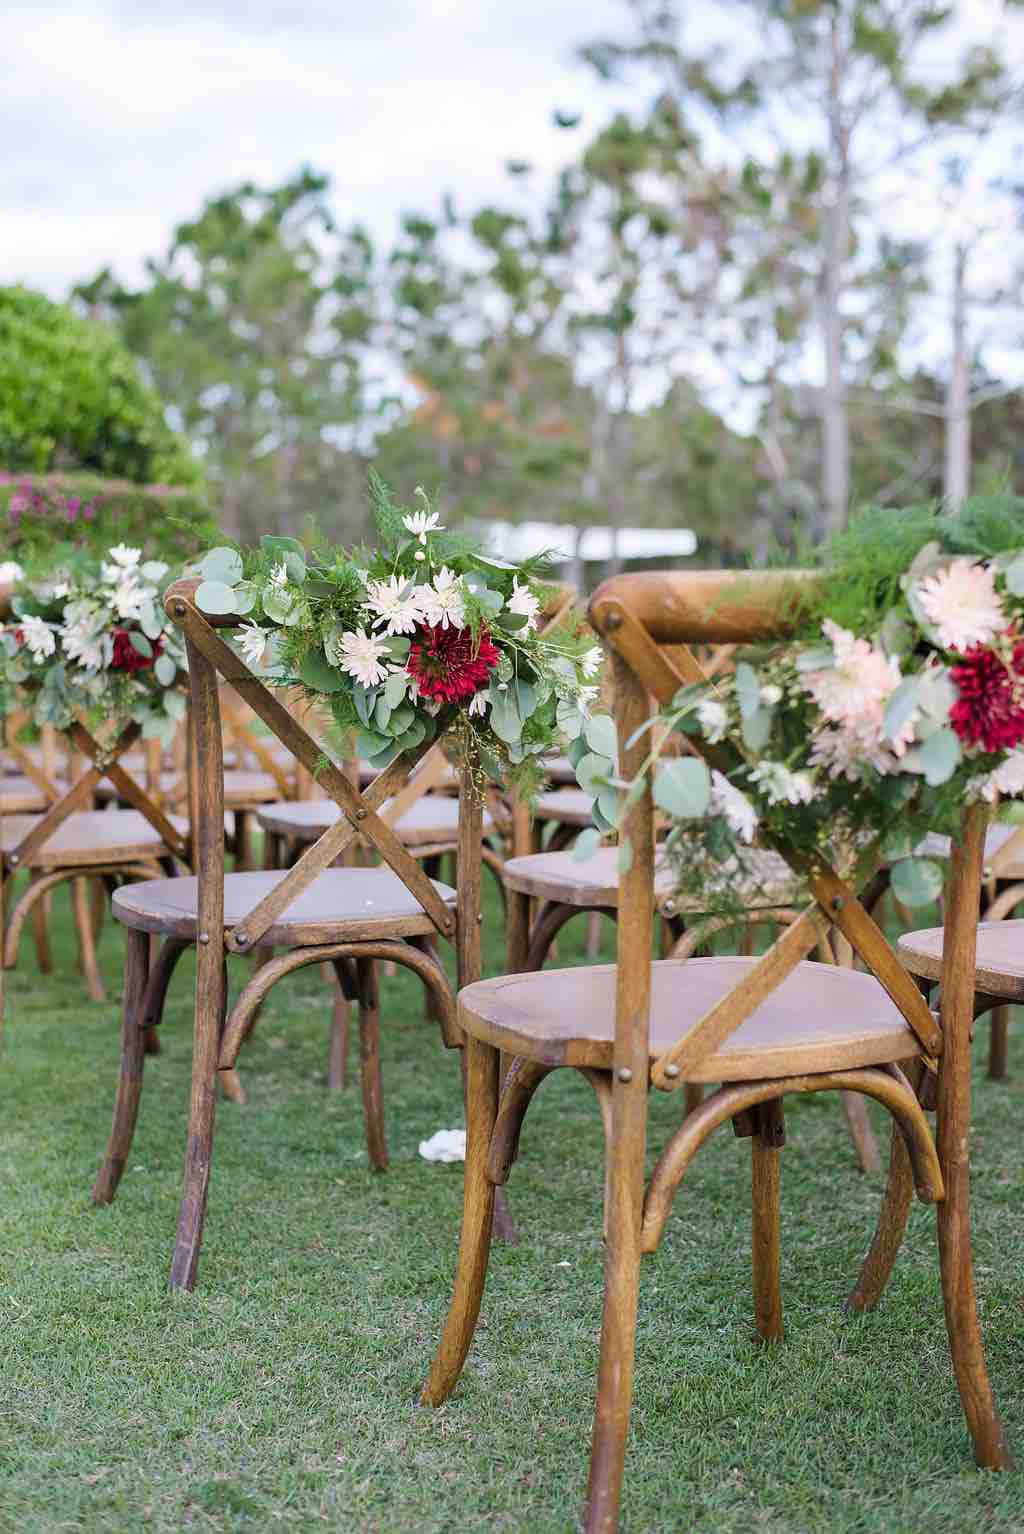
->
<box><xmin>1</xmin><ymin>0</ymin><xmax>642</xmax><ymax>298</ymax></box>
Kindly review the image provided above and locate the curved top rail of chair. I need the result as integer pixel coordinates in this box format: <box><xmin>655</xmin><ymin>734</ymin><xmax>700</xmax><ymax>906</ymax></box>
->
<box><xmin>588</xmin><ymin>568</ymin><xmax>822</xmax><ymax>646</ymax></box>
<box><xmin>166</xmin><ymin>576</ymin><xmax>239</xmax><ymax>628</ymax></box>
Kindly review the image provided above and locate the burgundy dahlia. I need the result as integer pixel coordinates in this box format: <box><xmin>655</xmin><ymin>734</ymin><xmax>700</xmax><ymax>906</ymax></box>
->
<box><xmin>111</xmin><ymin>628</ymin><xmax>162</xmax><ymax>673</ymax></box>
<box><xmin>950</xmin><ymin>632</ymin><xmax>1024</xmax><ymax>753</ymax></box>
<box><xmin>406</xmin><ymin>623</ymin><xmax>499</xmax><ymax>704</ymax></box>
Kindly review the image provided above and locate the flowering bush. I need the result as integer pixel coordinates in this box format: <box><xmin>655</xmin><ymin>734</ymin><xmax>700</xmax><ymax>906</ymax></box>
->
<box><xmin>609</xmin><ymin>498</ymin><xmax>1024</xmax><ymax>912</ymax></box>
<box><xmin>193</xmin><ymin>475</ymin><xmax>607</xmax><ymax>794</ymax></box>
<box><xmin>0</xmin><ymin>546</ymin><xmax>186</xmax><ymax>742</ymax></box>
<box><xmin>2</xmin><ymin>471</ymin><xmax>216</xmax><ymax>565</ymax></box>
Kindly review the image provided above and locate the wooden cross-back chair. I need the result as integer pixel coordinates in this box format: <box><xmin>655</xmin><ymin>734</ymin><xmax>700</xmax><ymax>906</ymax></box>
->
<box><xmin>1</xmin><ymin>691</ymin><xmax>189</xmax><ymax>1002</ymax></box>
<box><xmin>421</xmin><ymin>567</ymin><xmax>1010</xmax><ymax>1534</ymax></box>
<box><xmin>93</xmin><ymin>576</ymin><xmax>488</xmax><ymax>1294</ymax></box>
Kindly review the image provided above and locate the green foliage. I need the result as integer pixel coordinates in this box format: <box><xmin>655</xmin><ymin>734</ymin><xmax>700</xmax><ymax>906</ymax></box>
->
<box><xmin>0</xmin><ymin>285</ymin><xmax>198</xmax><ymax>485</ymax></box>
<box><xmin>3</xmin><ymin>471</ymin><xmax>217</xmax><ymax>566</ymax></box>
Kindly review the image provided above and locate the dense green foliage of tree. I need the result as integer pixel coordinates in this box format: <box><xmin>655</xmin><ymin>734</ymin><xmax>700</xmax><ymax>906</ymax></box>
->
<box><xmin>2</xmin><ymin>471</ymin><xmax>216</xmax><ymax>565</ymax></box>
<box><xmin>0</xmin><ymin>286</ymin><xmax>198</xmax><ymax>488</ymax></box>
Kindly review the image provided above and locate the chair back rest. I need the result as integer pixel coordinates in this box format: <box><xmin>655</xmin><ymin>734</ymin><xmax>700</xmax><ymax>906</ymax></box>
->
<box><xmin>589</xmin><ymin>568</ymin><xmax>981</xmax><ymax>1095</ymax></box>
<box><xmin>165</xmin><ymin>577</ymin><xmax>486</xmax><ymax>979</ymax></box>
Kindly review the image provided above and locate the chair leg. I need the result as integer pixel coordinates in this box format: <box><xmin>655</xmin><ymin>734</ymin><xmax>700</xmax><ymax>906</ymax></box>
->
<box><xmin>421</xmin><ymin>1035</ymin><xmax>500</xmax><ymax>1406</ymax></box>
<box><xmin>328</xmin><ymin>978</ymin><xmax>350</xmax><ymax>1091</ymax></box>
<box><xmin>31</xmin><ymin>881</ymin><xmax>51</xmax><ymax>972</ymax></box>
<box><xmin>71</xmin><ymin>876</ymin><xmax>105</xmax><ymax>1003</ymax></box>
<box><xmin>584</xmin><ymin>1138</ymin><xmax>645</xmax><ymax>1533</ymax></box>
<box><xmin>168</xmin><ymin>958</ymin><xmax>227</xmax><ymax>1293</ymax></box>
<box><xmin>506</xmin><ymin>888</ymin><xmax>530</xmax><ymax>974</ymax></box>
<box><xmin>92</xmin><ymin>928</ymin><xmax>150</xmax><ymax>1204</ymax></box>
<box><xmin>751</xmin><ymin>1102</ymin><xmax>784</xmax><ymax>1343</ymax></box>
<box><xmin>988</xmin><ymin>1008</ymin><xmax>1009</xmax><ymax>1080</ymax></box>
<box><xmin>840</xmin><ymin>1089</ymin><xmax>881</xmax><ymax>1174</ymax></box>
<box><xmin>356</xmin><ymin>956</ymin><xmax>388</xmax><ymax>1170</ymax></box>
<box><xmin>847</xmin><ymin>1116</ymin><xmax>915</xmax><ymax>1313</ymax></box>
<box><xmin>935</xmin><ymin>1068</ymin><xmax>1012</xmax><ymax>1467</ymax></box>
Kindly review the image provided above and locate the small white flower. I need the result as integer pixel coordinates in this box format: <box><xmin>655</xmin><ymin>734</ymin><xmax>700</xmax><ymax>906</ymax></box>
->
<box><xmin>468</xmin><ymin>691</ymin><xmax>488</xmax><ymax>717</ymax></box>
<box><xmin>111</xmin><ymin>574</ymin><xmax>145</xmax><ymax>621</ymax></box>
<box><xmin>418</xmin><ymin>567</ymin><xmax>466</xmax><ymax>630</ymax></box>
<box><xmin>507</xmin><ymin>576</ymin><xmax>541</xmax><ymax>634</ymax></box>
<box><xmin>238</xmin><ymin>623</ymin><xmax>268</xmax><ymax>668</ymax></box>
<box><xmin>269</xmin><ymin>560</ymin><xmax>289</xmax><ymax>588</ymax></box>
<box><xmin>915</xmin><ymin>559</ymin><xmax>1005</xmax><ymax>652</ymax></box>
<box><xmin>107</xmin><ymin>544</ymin><xmax>141</xmax><ymax>568</ymax></box>
<box><xmin>747</xmin><ymin>760</ymin><xmax>816</xmax><ymax>807</ymax></box>
<box><xmin>60</xmin><ymin>612</ymin><xmax>105</xmax><ymax>670</ymax></box>
<box><xmin>578</xmin><ymin>684</ymin><xmax>600</xmax><ymax>716</ymax></box>
<box><xmin>19</xmin><ymin>614</ymin><xmax>56</xmax><ymax>659</ymax></box>
<box><xmin>334</xmin><ymin>628</ymin><xmax>391</xmax><ymax>688</ymax></box>
<box><xmin>581</xmin><ymin>645</ymin><xmax>603</xmax><ymax>679</ymax></box>
<box><xmin>51</xmin><ymin>581</ymin><xmax>70</xmax><ymax>599</ymax></box>
<box><xmin>353</xmin><ymin>565</ymin><xmax>370</xmax><ymax>584</ymax></box>
<box><xmin>365</xmin><ymin>575</ymin><xmax>424</xmax><ymax>636</ymax></box>
<box><xmin>0</xmin><ymin>561</ymin><xmax>24</xmax><ymax>585</ymax></box>
<box><xmin>696</xmin><ymin>698</ymin><xmax>728</xmax><ymax>743</ymax></box>
<box><xmin>760</xmin><ymin>683</ymin><xmax>783</xmax><ymax>706</ymax></box>
<box><xmin>414</xmin><ymin>550</ymin><xmax>426</xmax><ymax>562</ymax></box>
<box><xmin>403</xmin><ymin>508</ymin><xmax>444</xmax><ymax>542</ymax></box>
<box><xmin>710</xmin><ymin>770</ymin><xmax>758</xmax><ymax>844</ymax></box>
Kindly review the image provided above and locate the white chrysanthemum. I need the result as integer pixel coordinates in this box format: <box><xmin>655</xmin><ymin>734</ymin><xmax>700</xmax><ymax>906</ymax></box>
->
<box><xmin>748</xmin><ymin>760</ymin><xmax>816</xmax><ymax>807</ymax></box>
<box><xmin>238</xmin><ymin>623</ymin><xmax>268</xmax><ymax>668</ymax></box>
<box><xmin>334</xmin><ymin>628</ymin><xmax>391</xmax><ymax>688</ymax></box>
<box><xmin>403</xmin><ymin>508</ymin><xmax>443</xmax><ymax>542</ymax></box>
<box><xmin>111</xmin><ymin>575</ymin><xmax>145</xmax><ymax>621</ymax></box>
<box><xmin>365</xmin><ymin>574</ymin><xmax>424</xmax><ymax>635</ymax></box>
<box><xmin>108</xmin><ymin>544</ymin><xmax>141</xmax><ymax>568</ymax></box>
<box><xmin>968</xmin><ymin>750</ymin><xmax>1024</xmax><ymax>803</ymax></box>
<box><xmin>60</xmin><ymin>612</ymin><xmax>105</xmax><ymax>670</ymax></box>
<box><xmin>760</xmin><ymin>683</ymin><xmax>783</xmax><ymax>706</ymax></box>
<box><xmin>696</xmin><ymin>698</ymin><xmax>728</xmax><ymax>743</ymax></box>
<box><xmin>710</xmin><ymin>770</ymin><xmax>758</xmax><ymax>844</ymax></box>
<box><xmin>915</xmin><ymin>559</ymin><xmax>1005</xmax><ymax>652</ymax></box>
<box><xmin>0</xmin><ymin>561</ymin><xmax>24</xmax><ymax>585</ymax></box>
<box><xmin>269</xmin><ymin>560</ymin><xmax>289</xmax><ymax>588</ymax></box>
<box><xmin>418</xmin><ymin>567</ymin><xmax>465</xmax><ymax>629</ymax></box>
<box><xmin>804</xmin><ymin>619</ymin><xmax>901</xmax><ymax>730</ymax></box>
<box><xmin>507</xmin><ymin>577</ymin><xmax>540</xmax><ymax>633</ymax></box>
<box><xmin>19</xmin><ymin>614</ymin><xmax>56</xmax><ymax>659</ymax></box>
<box><xmin>581</xmin><ymin>645</ymin><xmax>603</xmax><ymax>680</ymax></box>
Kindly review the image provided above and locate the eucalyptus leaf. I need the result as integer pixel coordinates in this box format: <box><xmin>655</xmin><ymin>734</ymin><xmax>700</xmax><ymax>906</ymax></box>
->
<box><xmin>164</xmin><ymin>691</ymin><xmax>187</xmax><ymax>720</ymax></box>
<box><xmin>490</xmin><ymin>697</ymin><xmax>523</xmax><ymax>744</ymax></box>
<box><xmin>575</xmin><ymin>752</ymin><xmax>611</xmax><ymax>794</ymax></box>
<box><xmin>795</xmin><ymin>646</ymin><xmax>835</xmax><ymax>673</ymax></box>
<box><xmin>883</xmin><ymin>676</ymin><xmax>919</xmax><ymax>742</ymax></box>
<box><xmin>584</xmin><ymin>714</ymin><xmax>617</xmax><ymax>759</ymax></box>
<box><xmin>195</xmin><ymin>580</ymin><xmax>237</xmax><ymax>616</ymax></box>
<box><xmin>918</xmin><ymin>726</ymin><xmax>961</xmax><ymax>786</ymax></box>
<box><xmin>141</xmin><ymin>560</ymin><xmax>169</xmax><ymax>583</ymax></box>
<box><xmin>139</xmin><ymin>603</ymin><xmax>164</xmax><ymax>641</ymax></box>
<box><xmin>260</xmin><ymin>534</ymin><xmax>305</xmax><ymax>557</ymax></box>
<box><xmin>233</xmin><ymin>581</ymin><xmax>258</xmax><ymax>616</ymax></box>
<box><xmin>740</xmin><ymin>706</ymin><xmax>773</xmax><ymax>752</ymax></box>
<box><xmin>652</xmin><ymin>758</ymin><xmax>711</xmax><ymax>819</ymax></box>
<box><xmin>591</xmin><ymin>800</ymin><xmax>615</xmax><ymax>835</ymax></box>
<box><xmin>154</xmin><ymin>653</ymin><xmax>177</xmax><ymax>687</ymax></box>
<box><xmin>513</xmin><ymin>679</ymin><xmax>537</xmax><ymax>718</ymax></box>
<box><xmin>356</xmin><ymin>729</ymin><xmax>390</xmax><ymax>758</ymax></box>
<box><xmin>200</xmin><ymin>547</ymin><xmax>243</xmax><ymax>585</ymax></box>
<box><xmin>353</xmin><ymin>686</ymin><xmax>374</xmax><ymax>727</ymax></box>
<box><xmin>495</xmin><ymin>612</ymin><xmax>529</xmax><ymax>631</ymax></box>
<box><xmin>374</xmin><ymin>696</ymin><xmax>392</xmax><ymax>731</ymax></box>
<box><xmin>890</xmin><ymin>856</ymin><xmax>944</xmax><ymax>908</ymax></box>
<box><xmin>261</xmin><ymin>588</ymin><xmax>292</xmax><ymax>625</ymax></box>
<box><xmin>284</xmin><ymin>551</ymin><xmax>307</xmax><ymax>585</ymax></box>
<box><xmin>128</xmin><ymin>632</ymin><xmax>153</xmax><ymax>659</ymax></box>
<box><xmin>384</xmin><ymin>671</ymin><xmax>409</xmax><ymax>707</ymax></box>
<box><xmin>735</xmin><ymin>661</ymin><xmax>761</xmax><ymax>719</ymax></box>
<box><xmin>381</xmin><ymin>636</ymin><xmax>410</xmax><ymax>659</ymax></box>
<box><xmin>299</xmin><ymin>648</ymin><xmax>345</xmax><ymax>694</ymax></box>
<box><xmin>597</xmin><ymin>786</ymin><xmax>620</xmax><ymax>825</ymax></box>
<box><xmin>556</xmin><ymin>699</ymin><xmax>584</xmax><ymax>740</ymax></box>
<box><xmin>1005</xmin><ymin>553</ymin><xmax>1024</xmax><ymax>597</ymax></box>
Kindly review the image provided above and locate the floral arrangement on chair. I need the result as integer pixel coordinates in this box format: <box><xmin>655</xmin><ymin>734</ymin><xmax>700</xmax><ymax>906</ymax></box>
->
<box><xmin>0</xmin><ymin>546</ymin><xmax>186</xmax><ymax>741</ymax></box>
<box><xmin>192</xmin><ymin>475</ymin><xmax>608</xmax><ymax>793</ymax></box>
<box><xmin>600</xmin><ymin>498</ymin><xmax>1024</xmax><ymax>911</ymax></box>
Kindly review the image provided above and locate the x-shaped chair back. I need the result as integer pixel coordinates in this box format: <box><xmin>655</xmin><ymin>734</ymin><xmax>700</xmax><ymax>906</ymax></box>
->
<box><xmin>590</xmin><ymin>568</ymin><xmax>974</xmax><ymax>1094</ymax></box>
<box><xmin>165</xmin><ymin>578</ymin><xmax>488</xmax><ymax>973</ymax></box>
<box><xmin>1</xmin><ymin>711</ymin><xmax>61</xmax><ymax>805</ymax></box>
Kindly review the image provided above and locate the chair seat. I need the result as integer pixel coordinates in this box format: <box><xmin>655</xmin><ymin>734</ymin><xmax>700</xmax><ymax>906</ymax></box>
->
<box><xmin>111</xmin><ymin>866</ymin><xmax>457</xmax><ymax>944</ymax></box>
<box><xmin>534</xmin><ymin>789</ymin><xmax>596</xmax><ymax>827</ymax></box>
<box><xmin>0</xmin><ymin>775</ymin><xmax>54</xmax><ymax>814</ymax></box>
<box><xmin>1</xmin><ymin>809</ymin><xmax>180</xmax><ymax>868</ymax></box>
<box><xmin>458</xmin><ymin>957</ymin><xmax>920</xmax><ymax>1081</ymax></box>
<box><xmin>501</xmin><ymin>846</ymin><xmax>798</xmax><ymax>910</ymax></box>
<box><xmin>917</xmin><ymin>824</ymin><xmax>1024</xmax><ymax>881</ymax></box>
<box><xmin>898</xmin><ymin>918</ymin><xmax>1024</xmax><ymax>1002</ymax></box>
<box><xmin>256</xmin><ymin>796</ymin><xmax>491</xmax><ymax>848</ymax></box>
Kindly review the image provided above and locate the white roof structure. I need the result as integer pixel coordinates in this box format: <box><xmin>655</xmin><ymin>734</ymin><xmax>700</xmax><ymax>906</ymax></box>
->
<box><xmin>478</xmin><ymin>519</ymin><xmax>697</xmax><ymax>564</ymax></box>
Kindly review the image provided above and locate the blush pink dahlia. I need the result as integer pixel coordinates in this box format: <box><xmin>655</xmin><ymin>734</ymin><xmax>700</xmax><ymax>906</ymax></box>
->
<box><xmin>915</xmin><ymin>559</ymin><xmax>1005</xmax><ymax>652</ymax></box>
<box><xmin>406</xmin><ymin>623</ymin><xmax>499</xmax><ymax>704</ymax></box>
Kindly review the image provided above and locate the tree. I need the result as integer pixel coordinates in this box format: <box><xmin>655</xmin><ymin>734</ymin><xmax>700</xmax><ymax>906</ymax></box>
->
<box><xmin>0</xmin><ymin>284</ymin><xmax>197</xmax><ymax>486</ymax></box>
<box><xmin>581</xmin><ymin>0</ymin><xmax>1013</xmax><ymax>539</ymax></box>
<box><xmin>74</xmin><ymin>168</ymin><xmax>375</xmax><ymax>541</ymax></box>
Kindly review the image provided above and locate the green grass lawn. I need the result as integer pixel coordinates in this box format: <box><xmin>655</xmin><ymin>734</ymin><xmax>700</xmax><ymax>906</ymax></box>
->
<box><xmin>2</xmin><ymin>872</ymin><xmax>1024</xmax><ymax>1532</ymax></box>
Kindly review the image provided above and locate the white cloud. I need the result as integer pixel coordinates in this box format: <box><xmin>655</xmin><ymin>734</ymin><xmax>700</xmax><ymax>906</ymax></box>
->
<box><xmin>0</xmin><ymin>0</ymin><xmax>635</xmax><ymax>295</ymax></box>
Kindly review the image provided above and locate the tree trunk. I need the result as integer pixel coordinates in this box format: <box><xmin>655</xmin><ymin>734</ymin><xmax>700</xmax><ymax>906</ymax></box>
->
<box><xmin>944</xmin><ymin>243</ymin><xmax>970</xmax><ymax>512</ymax></box>
<box><xmin>821</xmin><ymin>18</ymin><xmax>851</xmax><ymax>541</ymax></box>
